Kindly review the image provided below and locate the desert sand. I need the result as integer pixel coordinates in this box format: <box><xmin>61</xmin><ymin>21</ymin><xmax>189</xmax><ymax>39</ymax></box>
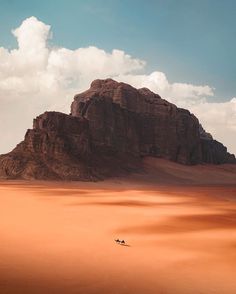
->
<box><xmin>0</xmin><ymin>158</ymin><xmax>236</xmax><ymax>294</ymax></box>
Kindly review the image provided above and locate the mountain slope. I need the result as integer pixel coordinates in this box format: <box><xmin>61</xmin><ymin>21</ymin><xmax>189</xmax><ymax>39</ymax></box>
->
<box><xmin>0</xmin><ymin>79</ymin><xmax>235</xmax><ymax>180</ymax></box>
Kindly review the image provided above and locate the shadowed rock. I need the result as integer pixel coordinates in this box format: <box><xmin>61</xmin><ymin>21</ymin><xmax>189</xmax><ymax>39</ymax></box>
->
<box><xmin>0</xmin><ymin>79</ymin><xmax>235</xmax><ymax>180</ymax></box>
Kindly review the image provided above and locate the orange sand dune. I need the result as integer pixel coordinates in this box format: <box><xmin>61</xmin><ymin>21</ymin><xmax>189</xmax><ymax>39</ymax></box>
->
<box><xmin>0</xmin><ymin>159</ymin><xmax>236</xmax><ymax>293</ymax></box>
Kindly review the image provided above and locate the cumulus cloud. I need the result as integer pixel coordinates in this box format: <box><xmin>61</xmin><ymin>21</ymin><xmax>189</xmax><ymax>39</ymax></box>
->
<box><xmin>0</xmin><ymin>17</ymin><xmax>144</xmax><ymax>153</ymax></box>
<box><xmin>0</xmin><ymin>16</ymin><xmax>235</xmax><ymax>155</ymax></box>
<box><xmin>116</xmin><ymin>72</ymin><xmax>213</xmax><ymax>107</ymax></box>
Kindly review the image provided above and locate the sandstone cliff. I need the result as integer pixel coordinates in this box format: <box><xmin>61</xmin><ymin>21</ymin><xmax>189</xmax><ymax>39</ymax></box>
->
<box><xmin>0</xmin><ymin>79</ymin><xmax>235</xmax><ymax>180</ymax></box>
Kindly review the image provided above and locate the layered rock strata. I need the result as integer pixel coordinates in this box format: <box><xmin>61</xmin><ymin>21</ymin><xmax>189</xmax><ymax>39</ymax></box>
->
<box><xmin>0</xmin><ymin>79</ymin><xmax>235</xmax><ymax>180</ymax></box>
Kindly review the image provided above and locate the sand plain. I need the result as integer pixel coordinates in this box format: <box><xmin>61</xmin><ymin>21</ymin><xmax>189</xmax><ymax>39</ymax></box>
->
<box><xmin>0</xmin><ymin>159</ymin><xmax>236</xmax><ymax>294</ymax></box>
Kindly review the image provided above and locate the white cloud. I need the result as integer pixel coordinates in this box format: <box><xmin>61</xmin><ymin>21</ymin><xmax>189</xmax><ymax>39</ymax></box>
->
<box><xmin>116</xmin><ymin>72</ymin><xmax>213</xmax><ymax>107</ymax></box>
<box><xmin>0</xmin><ymin>16</ymin><xmax>235</xmax><ymax>155</ymax></box>
<box><xmin>190</xmin><ymin>98</ymin><xmax>236</xmax><ymax>154</ymax></box>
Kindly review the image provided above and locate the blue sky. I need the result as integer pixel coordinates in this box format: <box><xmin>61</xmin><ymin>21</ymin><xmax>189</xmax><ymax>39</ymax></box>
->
<box><xmin>0</xmin><ymin>0</ymin><xmax>236</xmax><ymax>155</ymax></box>
<box><xmin>0</xmin><ymin>0</ymin><xmax>235</xmax><ymax>101</ymax></box>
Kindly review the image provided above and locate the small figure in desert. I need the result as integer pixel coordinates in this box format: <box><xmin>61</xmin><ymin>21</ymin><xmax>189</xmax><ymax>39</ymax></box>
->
<box><xmin>115</xmin><ymin>239</ymin><xmax>126</xmax><ymax>245</ymax></box>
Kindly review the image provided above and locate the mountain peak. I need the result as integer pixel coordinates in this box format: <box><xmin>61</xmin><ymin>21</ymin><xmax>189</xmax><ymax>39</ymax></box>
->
<box><xmin>0</xmin><ymin>79</ymin><xmax>235</xmax><ymax>180</ymax></box>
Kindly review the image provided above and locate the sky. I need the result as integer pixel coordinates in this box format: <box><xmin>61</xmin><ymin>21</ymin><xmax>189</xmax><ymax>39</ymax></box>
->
<box><xmin>0</xmin><ymin>0</ymin><xmax>236</xmax><ymax>154</ymax></box>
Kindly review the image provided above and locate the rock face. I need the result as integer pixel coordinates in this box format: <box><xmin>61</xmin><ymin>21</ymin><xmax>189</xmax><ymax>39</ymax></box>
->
<box><xmin>0</xmin><ymin>79</ymin><xmax>235</xmax><ymax>180</ymax></box>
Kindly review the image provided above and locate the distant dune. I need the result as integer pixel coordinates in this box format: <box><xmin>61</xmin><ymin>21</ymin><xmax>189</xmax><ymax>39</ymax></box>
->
<box><xmin>140</xmin><ymin>157</ymin><xmax>236</xmax><ymax>185</ymax></box>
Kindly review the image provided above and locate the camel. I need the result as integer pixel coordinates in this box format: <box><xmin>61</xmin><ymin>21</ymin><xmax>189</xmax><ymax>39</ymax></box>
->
<box><xmin>115</xmin><ymin>239</ymin><xmax>126</xmax><ymax>245</ymax></box>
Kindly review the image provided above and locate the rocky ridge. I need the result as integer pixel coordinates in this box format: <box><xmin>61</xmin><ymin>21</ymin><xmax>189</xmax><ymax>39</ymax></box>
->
<box><xmin>0</xmin><ymin>79</ymin><xmax>235</xmax><ymax>180</ymax></box>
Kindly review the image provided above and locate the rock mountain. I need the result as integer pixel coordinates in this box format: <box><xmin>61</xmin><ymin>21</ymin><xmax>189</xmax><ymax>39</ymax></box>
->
<box><xmin>0</xmin><ymin>79</ymin><xmax>235</xmax><ymax>180</ymax></box>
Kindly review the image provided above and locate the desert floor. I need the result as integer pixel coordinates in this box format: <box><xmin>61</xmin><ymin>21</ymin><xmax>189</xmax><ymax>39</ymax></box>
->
<box><xmin>1</xmin><ymin>159</ymin><xmax>236</xmax><ymax>294</ymax></box>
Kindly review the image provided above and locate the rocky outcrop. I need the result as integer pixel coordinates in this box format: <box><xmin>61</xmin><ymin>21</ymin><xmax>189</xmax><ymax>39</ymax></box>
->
<box><xmin>0</xmin><ymin>79</ymin><xmax>235</xmax><ymax>180</ymax></box>
<box><xmin>0</xmin><ymin>110</ymin><xmax>142</xmax><ymax>180</ymax></box>
<box><xmin>201</xmin><ymin>139</ymin><xmax>236</xmax><ymax>164</ymax></box>
<box><xmin>71</xmin><ymin>79</ymin><xmax>202</xmax><ymax>164</ymax></box>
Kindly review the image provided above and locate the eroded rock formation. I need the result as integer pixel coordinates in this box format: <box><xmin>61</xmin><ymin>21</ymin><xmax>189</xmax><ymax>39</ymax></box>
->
<box><xmin>0</xmin><ymin>79</ymin><xmax>235</xmax><ymax>180</ymax></box>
